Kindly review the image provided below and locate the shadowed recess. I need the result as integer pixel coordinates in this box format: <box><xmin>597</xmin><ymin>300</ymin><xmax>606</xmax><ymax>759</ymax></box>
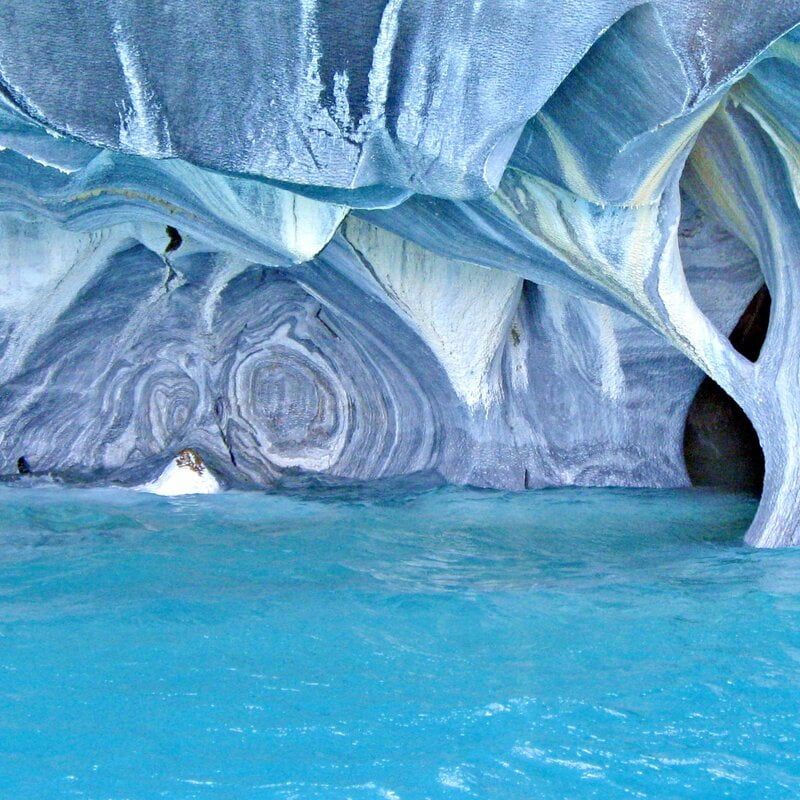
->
<box><xmin>683</xmin><ymin>286</ymin><xmax>770</xmax><ymax>494</ymax></box>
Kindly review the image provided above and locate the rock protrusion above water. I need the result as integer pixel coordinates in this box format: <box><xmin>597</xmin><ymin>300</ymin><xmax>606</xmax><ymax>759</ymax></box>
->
<box><xmin>139</xmin><ymin>449</ymin><xmax>220</xmax><ymax>496</ymax></box>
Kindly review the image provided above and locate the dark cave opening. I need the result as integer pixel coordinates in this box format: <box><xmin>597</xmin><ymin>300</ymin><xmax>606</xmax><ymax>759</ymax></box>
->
<box><xmin>165</xmin><ymin>225</ymin><xmax>183</xmax><ymax>254</ymax></box>
<box><xmin>683</xmin><ymin>286</ymin><xmax>770</xmax><ymax>495</ymax></box>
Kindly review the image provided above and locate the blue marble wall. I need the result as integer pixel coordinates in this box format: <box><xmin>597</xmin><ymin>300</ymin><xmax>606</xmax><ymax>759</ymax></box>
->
<box><xmin>1</xmin><ymin>1</ymin><xmax>799</xmax><ymax>544</ymax></box>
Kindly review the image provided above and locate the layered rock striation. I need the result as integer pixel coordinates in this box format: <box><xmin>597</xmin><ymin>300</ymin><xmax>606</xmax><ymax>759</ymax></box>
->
<box><xmin>2</xmin><ymin>2</ymin><xmax>800</xmax><ymax>545</ymax></box>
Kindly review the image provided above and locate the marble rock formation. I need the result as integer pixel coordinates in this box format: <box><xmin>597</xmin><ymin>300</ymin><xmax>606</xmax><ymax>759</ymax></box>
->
<box><xmin>139</xmin><ymin>448</ymin><xmax>220</xmax><ymax>496</ymax></box>
<box><xmin>1</xmin><ymin>2</ymin><xmax>800</xmax><ymax>544</ymax></box>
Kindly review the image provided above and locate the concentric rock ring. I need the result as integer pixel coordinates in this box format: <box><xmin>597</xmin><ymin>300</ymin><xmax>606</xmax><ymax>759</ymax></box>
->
<box><xmin>228</xmin><ymin>337</ymin><xmax>349</xmax><ymax>471</ymax></box>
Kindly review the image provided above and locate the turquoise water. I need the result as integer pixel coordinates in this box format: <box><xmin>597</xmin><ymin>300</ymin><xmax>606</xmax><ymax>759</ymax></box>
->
<box><xmin>1</xmin><ymin>484</ymin><xmax>799</xmax><ymax>799</ymax></box>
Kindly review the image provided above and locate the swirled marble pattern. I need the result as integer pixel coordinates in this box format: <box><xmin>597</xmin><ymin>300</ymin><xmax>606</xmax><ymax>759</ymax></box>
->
<box><xmin>0</xmin><ymin>203</ymin><xmax>758</xmax><ymax>495</ymax></box>
<box><xmin>3</xmin><ymin>3</ymin><xmax>800</xmax><ymax>545</ymax></box>
<box><xmin>210</xmin><ymin>262</ymin><xmax>445</xmax><ymax>483</ymax></box>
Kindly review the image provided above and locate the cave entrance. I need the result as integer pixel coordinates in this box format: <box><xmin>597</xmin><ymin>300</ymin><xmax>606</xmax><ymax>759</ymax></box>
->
<box><xmin>683</xmin><ymin>286</ymin><xmax>770</xmax><ymax>495</ymax></box>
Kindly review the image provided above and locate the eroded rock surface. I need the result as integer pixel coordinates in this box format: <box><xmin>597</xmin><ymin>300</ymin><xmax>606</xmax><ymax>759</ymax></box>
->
<box><xmin>2</xmin><ymin>2</ymin><xmax>800</xmax><ymax>545</ymax></box>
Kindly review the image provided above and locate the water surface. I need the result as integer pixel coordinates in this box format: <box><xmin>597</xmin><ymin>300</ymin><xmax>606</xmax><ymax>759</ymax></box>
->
<box><xmin>1</xmin><ymin>484</ymin><xmax>798</xmax><ymax>799</ymax></box>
